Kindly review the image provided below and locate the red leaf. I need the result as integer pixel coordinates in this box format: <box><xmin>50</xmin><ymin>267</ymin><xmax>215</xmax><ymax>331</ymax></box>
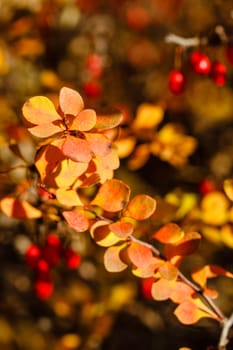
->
<box><xmin>125</xmin><ymin>194</ymin><xmax>156</xmax><ymax>220</ymax></box>
<box><xmin>91</xmin><ymin>179</ymin><xmax>130</xmax><ymax>212</ymax></box>
<box><xmin>104</xmin><ymin>244</ymin><xmax>128</xmax><ymax>272</ymax></box>
<box><xmin>63</xmin><ymin>209</ymin><xmax>90</xmax><ymax>232</ymax></box>
<box><xmin>59</xmin><ymin>87</ymin><xmax>84</xmax><ymax>115</ymax></box>
<box><xmin>152</xmin><ymin>223</ymin><xmax>184</xmax><ymax>244</ymax></box>
<box><xmin>128</xmin><ymin>241</ymin><xmax>153</xmax><ymax>268</ymax></box>
<box><xmin>61</xmin><ymin>135</ymin><xmax>92</xmax><ymax>163</ymax></box>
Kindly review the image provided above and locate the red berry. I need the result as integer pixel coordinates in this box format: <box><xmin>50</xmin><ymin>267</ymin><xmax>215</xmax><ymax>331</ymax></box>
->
<box><xmin>86</xmin><ymin>54</ymin><xmax>103</xmax><ymax>78</ymax></box>
<box><xmin>42</xmin><ymin>245</ymin><xmax>60</xmax><ymax>266</ymax></box>
<box><xmin>36</xmin><ymin>259</ymin><xmax>51</xmax><ymax>279</ymax></box>
<box><xmin>83</xmin><ymin>81</ymin><xmax>102</xmax><ymax>98</ymax></box>
<box><xmin>63</xmin><ymin>247</ymin><xmax>81</xmax><ymax>269</ymax></box>
<box><xmin>141</xmin><ymin>277</ymin><xmax>154</xmax><ymax>299</ymax></box>
<box><xmin>199</xmin><ymin>178</ymin><xmax>216</xmax><ymax>196</ymax></box>
<box><xmin>25</xmin><ymin>244</ymin><xmax>41</xmax><ymax>269</ymax></box>
<box><xmin>190</xmin><ymin>51</ymin><xmax>211</xmax><ymax>75</ymax></box>
<box><xmin>46</xmin><ymin>234</ymin><xmax>61</xmax><ymax>250</ymax></box>
<box><xmin>225</xmin><ymin>45</ymin><xmax>233</xmax><ymax>66</ymax></box>
<box><xmin>34</xmin><ymin>278</ymin><xmax>54</xmax><ymax>300</ymax></box>
<box><xmin>168</xmin><ymin>69</ymin><xmax>185</xmax><ymax>95</ymax></box>
<box><xmin>210</xmin><ymin>61</ymin><xmax>227</xmax><ymax>86</ymax></box>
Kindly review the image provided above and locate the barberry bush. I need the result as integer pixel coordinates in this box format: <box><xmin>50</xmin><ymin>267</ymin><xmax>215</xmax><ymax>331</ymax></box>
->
<box><xmin>0</xmin><ymin>1</ymin><xmax>233</xmax><ymax>350</ymax></box>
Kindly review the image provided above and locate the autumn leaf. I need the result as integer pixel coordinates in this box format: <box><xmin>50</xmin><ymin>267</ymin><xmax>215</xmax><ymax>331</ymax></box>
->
<box><xmin>152</xmin><ymin>223</ymin><xmax>184</xmax><ymax>244</ymax></box>
<box><xmin>223</xmin><ymin>178</ymin><xmax>233</xmax><ymax>201</ymax></box>
<box><xmin>95</xmin><ymin>107</ymin><xmax>123</xmax><ymax>129</ymax></box>
<box><xmin>22</xmin><ymin>96</ymin><xmax>61</xmax><ymax>125</ymax></box>
<box><xmin>63</xmin><ymin>208</ymin><xmax>90</xmax><ymax>232</ymax></box>
<box><xmin>56</xmin><ymin>189</ymin><xmax>83</xmax><ymax>207</ymax></box>
<box><xmin>0</xmin><ymin>197</ymin><xmax>42</xmax><ymax>219</ymax></box>
<box><xmin>59</xmin><ymin>87</ymin><xmax>84</xmax><ymax>116</ymax></box>
<box><xmin>132</xmin><ymin>257</ymin><xmax>162</xmax><ymax>278</ymax></box>
<box><xmin>90</xmin><ymin>220</ymin><xmax>122</xmax><ymax>247</ymax></box>
<box><xmin>109</xmin><ymin>221</ymin><xmax>134</xmax><ymax>238</ymax></box>
<box><xmin>125</xmin><ymin>194</ymin><xmax>156</xmax><ymax>220</ymax></box>
<box><xmin>133</xmin><ymin>103</ymin><xmax>164</xmax><ymax>130</ymax></box>
<box><xmin>54</xmin><ymin>159</ymin><xmax>88</xmax><ymax>188</ymax></box>
<box><xmin>85</xmin><ymin>133</ymin><xmax>112</xmax><ymax>156</ymax></box>
<box><xmin>191</xmin><ymin>264</ymin><xmax>233</xmax><ymax>289</ymax></box>
<box><xmin>104</xmin><ymin>244</ymin><xmax>128</xmax><ymax>272</ymax></box>
<box><xmin>91</xmin><ymin>179</ymin><xmax>130</xmax><ymax>212</ymax></box>
<box><xmin>128</xmin><ymin>241</ymin><xmax>153</xmax><ymax>268</ymax></box>
<box><xmin>174</xmin><ymin>298</ymin><xmax>217</xmax><ymax>325</ymax></box>
<box><xmin>68</xmin><ymin>109</ymin><xmax>96</xmax><ymax>131</ymax></box>
<box><xmin>158</xmin><ymin>261</ymin><xmax>178</xmax><ymax>281</ymax></box>
<box><xmin>61</xmin><ymin>135</ymin><xmax>92</xmax><ymax>163</ymax></box>
<box><xmin>151</xmin><ymin>278</ymin><xmax>172</xmax><ymax>301</ymax></box>
<box><xmin>28</xmin><ymin>121</ymin><xmax>64</xmax><ymax>138</ymax></box>
<box><xmin>164</xmin><ymin>231</ymin><xmax>201</xmax><ymax>259</ymax></box>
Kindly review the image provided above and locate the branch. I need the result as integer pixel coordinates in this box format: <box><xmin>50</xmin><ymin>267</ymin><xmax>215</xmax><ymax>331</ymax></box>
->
<box><xmin>165</xmin><ymin>33</ymin><xmax>200</xmax><ymax>47</ymax></box>
<box><xmin>219</xmin><ymin>311</ymin><xmax>233</xmax><ymax>349</ymax></box>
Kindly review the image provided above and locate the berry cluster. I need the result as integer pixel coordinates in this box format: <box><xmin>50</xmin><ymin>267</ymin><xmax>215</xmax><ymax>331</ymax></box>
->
<box><xmin>82</xmin><ymin>53</ymin><xmax>104</xmax><ymax>99</ymax></box>
<box><xmin>168</xmin><ymin>50</ymin><xmax>228</xmax><ymax>95</ymax></box>
<box><xmin>25</xmin><ymin>234</ymin><xmax>81</xmax><ymax>300</ymax></box>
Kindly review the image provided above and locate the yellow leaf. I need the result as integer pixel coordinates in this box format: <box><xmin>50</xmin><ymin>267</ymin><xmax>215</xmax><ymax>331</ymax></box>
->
<box><xmin>133</xmin><ymin>103</ymin><xmax>164</xmax><ymax>130</ymax></box>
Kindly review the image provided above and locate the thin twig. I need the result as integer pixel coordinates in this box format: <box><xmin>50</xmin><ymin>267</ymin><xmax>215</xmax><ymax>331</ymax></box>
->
<box><xmin>165</xmin><ymin>33</ymin><xmax>200</xmax><ymax>47</ymax></box>
<box><xmin>219</xmin><ymin>311</ymin><xmax>233</xmax><ymax>349</ymax></box>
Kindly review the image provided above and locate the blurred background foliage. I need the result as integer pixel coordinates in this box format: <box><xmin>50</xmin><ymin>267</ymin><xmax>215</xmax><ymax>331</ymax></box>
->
<box><xmin>0</xmin><ymin>0</ymin><xmax>233</xmax><ymax>349</ymax></box>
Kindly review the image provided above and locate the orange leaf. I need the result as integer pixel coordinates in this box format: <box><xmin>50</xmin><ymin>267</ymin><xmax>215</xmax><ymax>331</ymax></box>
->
<box><xmin>224</xmin><ymin>178</ymin><xmax>233</xmax><ymax>201</ymax></box>
<box><xmin>85</xmin><ymin>133</ymin><xmax>112</xmax><ymax>156</ymax></box>
<box><xmin>56</xmin><ymin>189</ymin><xmax>83</xmax><ymax>207</ymax></box>
<box><xmin>164</xmin><ymin>232</ymin><xmax>201</xmax><ymax>259</ymax></box>
<box><xmin>158</xmin><ymin>261</ymin><xmax>178</xmax><ymax>281</ymax></box>
<box><xmin>63</xmin><ymin>209</ymin><xmax>89</xmax><ymax>232</ymax></box>
<box><xmin>61</xmin><ymin>135</ymin><xmax>92</xmax><ymax>163</ymax></box>
<box><xmin>191</xmin><ymin>264</ymin><xmax>233</xmax><ymax>289</ymax></box>
<box><xmin>28</xmin><ymin>120</ymin><xmax>64</xmax><ymax>138</ymax></box>
<box><xmin>132</xmin><ymin>256</ymin><xmax>162</xmax><ymax>278</ymax></box>
<box><xmin>68</xmin><ymin>109</ymin><xmax>96</xmax><ymax>131</ymax></box>
<box><xmin>0</xmin><ymin>197</ymin><xmax>42</xmax><ymax>219</ymax></box>
<box><xmin>95</xmin><ymin>107</ymin><xmax>123</xmax><ymax>129</ymax></box>
<box><xmin>151</xmin><ymin>278</ymin><xmax>172</xmax><ymax>301</ymax></box>
<box><xmin>59</xmin><ymin>87</ymin><xmax>84</xmax><ymax>116</ymax></box>
<box><xmin>91</xmin><ymin>179</ymin><xmax>130</xmax><ymax>212</ymax></box>
<box><xmin>90</xmin><ymin>221</ymin><xmax>122</xmax><ymax>247</ymax></box>
<box><xmin>22</xmin><ymin>96</ymin><xmax>61</xmax><ymax>125</ymax></box>
<box><xmin>152</xmin><ymin>223</ymin><xmax>184</xmax><ymax>244</ymax></box>
<box><xmin>104</xmin><ymin>244</ymin><xmax>128</xmax><ymax>272</ymax></box>
<box><xmin>133</xmin><ymin>103</ymin><xmax>164</xmax><ymax>130</ymax></box>
<box><xmin>109</xmin><ymin>221</ymin><xmax>134</xmax><ymax>238</ymax></box>
<box><xmin>125</xmin><ymin>194</ymin><xmax>156</xmax><ymax>220</ymax></box>
<box><xmin>170</xmin><ymin>281</ymin><xmax>194</xmax><ymax>303</ymax></box>
<box><xmin>174</xmin><ymin>299</ymin><xmax>215</xmax><ymax>325</ymax></box>
<box><xmin>127</xmin><ymin>144</ymin><xmax>150</xmax><ymax>170</ymax></box>
<box><xmin>128</xmin><ymin>241</ymin><xmax>153</xmax><ymax>268</ymax></box>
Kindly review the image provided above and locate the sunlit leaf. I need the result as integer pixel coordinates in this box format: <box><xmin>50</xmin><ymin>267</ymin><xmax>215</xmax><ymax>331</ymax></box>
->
<box><xmin>201</xmin><ymin>191</ymin><xmax>229</xmax><ymax>226</ymax></box>
<box><xmin>151</xmin><ymin>278</ymin><xmax>172</xmax><ymax>301</ymax></box>
<box><xmin>63</xmin><ymin>208</ymin><xmax>89</xmax><ymax>232</ymax></box>
<box><xmin>90</xmin><ymin>221</ymin><xmax>122</xmax><ymax>247</ymax></box>
<box><xmin>125</xmin><ymin>194</ymin><xmax>156</xmax><ymax>220</ymax></box>
<box><xmin>221</xmin><ymin>224</ymin><xmax>233</xmax><ymax>248</ymax></box>
<box><xmin>109</xmin><ymin>221</ymin><xmax>134</xmax><ymax>238</ymax></box>
<box><xmin>61</xmin><ymin>135</ymin><xmax>92</xmax><ymax>163</ymax></box>
<box><xmin>174</xmin><ymin>298</ymin><xmax>216</xmax><ymax>325</ymax></box>
<box><xmin>132</xmin><ymin>257</ymin><xmax>162</xmax><ymax>278</ymax></box>
<box><xmin>59</xmin><ymin>87</ymin><xmax>84</xmax><ymax>116</ymax></box>
<box><xmin>127</xmin><ymin>144</ymin><xmax>150</xmax><ymax>170</ymax></box>
<box><xmin>0</xmin><ymin>197</ymin><xmax>42</xmax><ymax>219</ymax></box>
<box><xmin>91</xmin><ymin>179</ymin><xmax>130</xmax><ymax>212</ymax></box>
<box><xmin>22</xmin><ymin>96</ymin><xmax>61</xmax><ymax>125</ymax></box>
<box><xmin>28</xmin><ymin>121</ymin><xmax>63</xmax><ymax>138</ymax></box>
<box><xmin>35</xmin><ymin>140</ymin><xmax>65</xmax><ymax>182</ymax></box>
<box><xmin>68</xmin><ymin>109</ymin><xmax>96</xmax><ymax>131</ymax></box>
<box><xmin>164</xmin><ymin>232</ymin><xmax>201</xmax><ymax>259</ymax></box>
<box><xmin>56</xmin><ymin>189</ymin><xmax>83</xmax><ymax>207</ymax></box>
<box><xmin>95</xmin><ymin>107</ymin><xmax>123</xmax><ymax>129</ymax></box>
<box><xmin>54</xmin><ymin>159</ymin><xmax>88</xmax><ymax>188</ymax></box>
<box><xmin>115</xmin><ymin>136</ymin><xmax>136</xmax><ymax>158</ymax></box>
<box><xmin>128</xmin><ymin>241</ymin><xmax>153</xmax><ymax>268</ymax></box>
<box><xmin>158</xmin><ymin>261</ymin><xmax>178</xmax><ymax>281</ymax></box>
<box><xmin>104</xmin><ymin>244</ymin><xmax>128</xmax><ymax>272</ymax></box>
<box><xmin>133</xmin><ymin>103</ymin><xmax>164</xmax><ymax>130</ymax></box>
<box><xmin>95</xmin><ymin>147</ymin><xmax>120</xmax><ymax>175</ymax></box>
<box><xmin>152</xmin><ymin>223</ymin><xmax>184</xmax><ymax>244</ymax></box>
<box><xmin>223</xmin><ymin>178</ymin><xmax>233</xmax><ymax>201</ymax></box>
<box><xmin>169</xmin><ymin>281</ymin><xmax>194</xmax><ymax>304</ymax></box>
<box><xmin>191</xmin><ymin>264</ymin><xmax>233</xmax><ymax>289</ymax></box>
<box><xmin>85</xmin><ymin>133</ymin><xmax>112</xmax><ymax>156</ymax></box>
